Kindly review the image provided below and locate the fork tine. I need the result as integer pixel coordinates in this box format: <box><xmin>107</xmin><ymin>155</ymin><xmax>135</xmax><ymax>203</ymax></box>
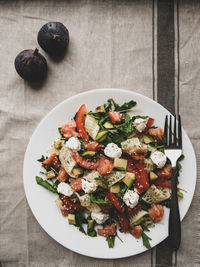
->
<box><xmin>173</xmin><ymin>115</ymin><xmax>177</xmax><ymax>146</ymax></box>
<box><xmin>164</xmin><ymin>115</ymin><xmax>168</xmax><ymax>146</ymax></box>
<box><xmin>178</xmin><ymin>115</ymin><xmax>182</xmax><ymax>148</ymax></box>
<box><xmin>169</xmin><ymin>115</ymin><xmax>172</xmax><ymax>146</ymax></box>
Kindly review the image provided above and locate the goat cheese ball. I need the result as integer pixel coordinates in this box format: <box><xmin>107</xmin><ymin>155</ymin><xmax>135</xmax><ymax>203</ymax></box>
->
<box><xmin>65</xmin><ymin>137</ymin><xmax>81</xmax><ymax>151</ymax></box>
<box><xmin>150</xmin><ymin>151</ymin><xmax>167</xmax><ymax>168</ymax></box>
<box><xmin>123</xmin><ymin>190</ymin><xmax>139</xmax><ymax>208</ymax></box>
<box><xmin>82</xmin><ymin>179</ymin><xmax>98</xmax><ymax>193</ymax></box>
<box><xmin>91</xmin><ymin>212</ymin><xmax>109</xmax><ymax>224</ymax></box>
<box><xmin>133</xmin><ymin>117</ymin><xmax>148</xmax><ymax>132</ymax></box>
<box><xmin>57</xmin><ymin>182</ymin><xmax>73</xmax><ymax>196</ymax></box>
<box><xmin>104</xmin><ymin>143</ymin><xmax>122</xmax><ymax>159</ymax></box>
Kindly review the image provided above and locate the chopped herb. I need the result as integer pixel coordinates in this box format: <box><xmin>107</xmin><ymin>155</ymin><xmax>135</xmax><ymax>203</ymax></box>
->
<box><xmin>117</xmin><ymin>184</ymin><xmax>128</xmax><ymax>198</ymax></box>
<box><xmin>95</xmin><ymin>176</ymin><xmax>109</xmax><ymax>187</ymax></box>
<box><xmin>115</xmin><ymin>114</ymin><xmax>133</xmax><ymax>134</ymax></box>
<box><xmin>37</xmin><ymin>155</ymin><xmax>46</xmax><ymax>162</ymax></box>
<box><xmin>177</xmin><ymin>191</ymin><xmax>183</xmax><ymax>199</ymax></box>
<box><xmin>106</xmin><ymin>236</ymin><xmax>115</xmax><ymax>248</ymax></box>
<box><xmin>35</xmin><ymin>176</ymin><xmax>57</xmax><ymax>193</ymax></box>
<box><xmin>75</xmin><ymin>212</ymin><xmax>87</xmax><ymax>234</ymax></box>
<box><xmin>116</xmin><ymin>233</ymin><xmax>123</xmax><ymax>243</ymax></box>
<box><xmin>141</xmin><ymin>226</ymin><xmax>152</xmax><ymax>249</ymax></box>
<box><xmin>90</xmin><ymin>194</ymin><xmax>111</xmax><ymax>205</ymax></box>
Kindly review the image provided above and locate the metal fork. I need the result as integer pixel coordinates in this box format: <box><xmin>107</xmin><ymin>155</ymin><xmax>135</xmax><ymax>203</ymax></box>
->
<box><xmin>164</xmin><ymin>115</ymin><xmax>182</xmax><ymax>250</ymax></box>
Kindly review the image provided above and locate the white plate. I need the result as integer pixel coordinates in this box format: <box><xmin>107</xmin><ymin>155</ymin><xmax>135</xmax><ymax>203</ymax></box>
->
<box><xmin>23</xmin><ymin>88</ymin><xmax>197</xmax><ymax>259</ymax></box>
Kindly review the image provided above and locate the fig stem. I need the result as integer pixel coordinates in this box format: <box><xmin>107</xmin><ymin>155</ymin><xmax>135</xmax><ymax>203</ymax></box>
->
<box><xmin>53</xmin><ymin>34</ymin><xmax>60</xmax><ymax>40</ymax></box>
<box><xmin>33</xmin><ymin>48</ymin><xmax>39</xmax><ymax>55</ymax></box>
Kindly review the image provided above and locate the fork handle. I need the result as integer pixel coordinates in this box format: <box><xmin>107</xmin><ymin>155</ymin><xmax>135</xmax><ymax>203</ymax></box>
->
<box><xmin>168</xmin><ymin>167</ymin><xmax>181</xmax><ymax>250</ymax></box>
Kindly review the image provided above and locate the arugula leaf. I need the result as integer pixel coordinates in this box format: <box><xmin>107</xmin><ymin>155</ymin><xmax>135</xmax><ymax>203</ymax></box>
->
<box><xmin>115</xmin><ymin>114</ymin><xmax>133</xmax><ymax>134</ymax></box>
<box><xmin>106</xmin><ymin>236</ymin><xmax>115</xmax><ymax>248</ymax></box>
<box><xmin>90</xmin><ymin>194</ymin><xmax>111</xmax><ymax>205</ymax></box>
<box><xmin>37</xmin><ymin>155</ymin><xmax>46</xmax><ymax>162</ymax></box>
<box><xmin>177</xmin><ymin>155</ymin><xmax>185</xmax><ymax>172</ymax></box>
<box><xmin>95</xmin><ymin>176</ymin><xmax>109</xmax><ymax>187</ymax></box>
<box><xmin>75</xmin><ymin>212</ymin><xmax>87</xmax><ymax>234</ymax></box>
<box><xmin>115</xmin><ymin>100</ymin><xmax>137</xmax><ymax>112</ymax></box>
<box><xmin>87</xmin><ymin>220</ymin><xmax>97</xmax><ymax>237</ymax></box>
<box><xmin>58</xmin><ymin>127</ymin><xmax>65</xmax><ymax>138</ymax></box>
<box><xmin>132</xmin><ymin>115</ymin><xmax>148</xmax><ymax>120</ymax></box>
<box><xmin>141</xmin><ymin>232</ymin><xmax>152</xmax><ymax>249</ymax></box>
<box><xmin>35</xmin><ymin>176</ymin><xmax>57</xmax><ymax>193</ymax></box>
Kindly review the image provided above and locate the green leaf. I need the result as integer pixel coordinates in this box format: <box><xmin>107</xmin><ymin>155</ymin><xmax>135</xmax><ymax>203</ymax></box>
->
<box><xmin>37</xmin><ymin>155</ymin><xmax>46</xmax><ymax>162</ymax></box>
<box><xmin>141</xmin><ymin>231</ymin><xmax>152</xmax><ymax>249</ymax></box>
<box><xmin>115</xmin><ymin>100</ymin><xmax>137</xmax><ymax>112</ymax></box>
<box><xmin>115</xmin><ymin>114</ymin><xmax>133</xmax><ymax>134</ymax></box>
<box><xmin>75</xmin><ymin>212</ymin><xmax>87</xmax><ymax>234</ymax></box>
<box><xmin>95</xmin><ymin>176</ymin><xmax>109</xmax><ymax>187</ymax></box>
<box><xmin>133</xmin><ymin>115</ymin><xmax>148</xmax><ymax>120</ymax></box>
<box><xmin>90</xmin><ymin>194</ymin><xmax>111</xmax><ymax>205</ymax></box>
<box><xmin>117</xmin><ymin>184</ymin><xmax>128</xmax><ymax>198</ymax></box>
<box><xmin>106</xmin><ymin>236</ymin><xmax>115</xmax><ymax>248</ymax></box>
<box><xmin>35</xmin><ymin>176</ymin><xmax>57</xmax><ymax>193</ymax></box>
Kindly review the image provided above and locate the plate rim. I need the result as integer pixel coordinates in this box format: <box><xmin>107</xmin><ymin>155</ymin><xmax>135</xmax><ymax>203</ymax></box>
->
<box><xmin>23</xmin><ymin>88</ymin><xmax>197</xmax><ymax>259</ymax></box>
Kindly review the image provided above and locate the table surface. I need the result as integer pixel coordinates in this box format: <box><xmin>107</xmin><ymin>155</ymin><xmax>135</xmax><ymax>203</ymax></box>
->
<box><xmin>0</xmin><ymin>0</ymin><xmax>200</xmax><ymax>267</ymax></box>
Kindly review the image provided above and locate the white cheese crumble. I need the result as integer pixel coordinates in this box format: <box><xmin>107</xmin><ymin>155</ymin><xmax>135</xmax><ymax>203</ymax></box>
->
<box><xmin>82</xmin><ymin>179</ymin><xmax>98</xmax><ymax>194</ymax></box>
<box><xmin>104</xmin><ymin>143</ymin><xmax>122</xmax><ymax>158</ymax></box>
<box><xmin>123</xmin><ymin>190</ymin><xmax>139</xmax><ymax>208</ymax></box>
<box><xmin>91</xmin><ymin>212</ymin><xmax>109</xmax><ymax>224</ymax></box>
<box><xmin>133</xmin><ymin>117</ymin><xmax>148</xmax><ymax>132</ymax></box>
<box><xmin>57</xmin><ymin>182</ymin><xmax>73</xmax><ymax>196</ymax></box>
<box><xmin>65</xmin><ymin>137</ymin><xmax>81</xmax><ymax>151</ymax></box>
<box><xmin>150</xmin><ymin>151</ymin><xmax>167</xmax><ymax>169</ymax></box>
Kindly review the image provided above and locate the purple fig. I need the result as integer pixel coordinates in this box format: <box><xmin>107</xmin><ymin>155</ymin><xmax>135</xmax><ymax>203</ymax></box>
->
<box><xmin>15</xmin><ymin>49</ymin><xmax>47</xmax><ymax>82</ymax></box>
<box><xmin>37</xmin><ymin>22</ymin><xmax>69</xmax><ymax>57</ymax></box>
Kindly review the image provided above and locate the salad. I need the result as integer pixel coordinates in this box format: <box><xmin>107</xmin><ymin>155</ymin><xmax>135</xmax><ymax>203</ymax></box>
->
<box><xmin>36</xmin><ymin>99</ymin><xmax>184</xmax><ymax>249</ymax></box>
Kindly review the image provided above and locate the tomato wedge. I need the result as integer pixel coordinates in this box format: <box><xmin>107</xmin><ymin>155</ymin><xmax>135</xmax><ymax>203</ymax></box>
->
<box><xmin>72</xmin><ymin>151</ymin><xmax>99</xmax><ymax>169</ymax></box>
<box><xmin>106</xmin><ymin>191</ymin><xmax>125</xmax><ymax>213</ymax></box>
<box><xmin>145</xmin><ymin>117</ymin><xmax>154</xmax><ymax>130</ymax></box>
<box><xmin>117</xmin><ymin>214</ymin><xmax>129</xmax><ymax>232</ymax></box>
<box><xmin>76</xmin><ymin>104</ymin><xmax>89</xmax><ymax>142</ymax></box>
<box><xmin>134</xmin><ymin>162</ymin><xmax>149</xmax><ymax>194</ymax></box>
<box><xmin>85</xmin><ymin>141</ymin><xmax>103</xmax><ymax>151</ymax></box>
<box><xmin>42</xmin><ymin>153</ymin><xmax>60</xmax><ymax>169</ymax></box>
<box><xmin>153</xmin><ymin>177</ymin><xmax>171</xmax><ymax>188</ymax></box>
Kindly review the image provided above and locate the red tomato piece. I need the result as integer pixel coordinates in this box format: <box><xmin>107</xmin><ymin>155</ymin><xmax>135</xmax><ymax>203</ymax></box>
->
<box><xmin>72</xmin><ymin>151</ymin><xmax>99</xmax><ymax>169</ymax></box>
<box><xmin>134</xmin><ymin>162</ymin><xmax>149</xmax><ymax>194</ymax></box>
<box><xmin>129</xmin><ymin>224</ymin><xmax>143</xmax><ymax>238</ymax></box>
<box><xmin>76</xmin><ymin>104</ymin><xmax>89</xmax><ymax>142</ymax></box>
<box><xmin>148</xmin><ymin>127</ymin><xmax>164</xmax><ymax>140</ymax></box>
<box><xmin>99</xmin><ymin>204</ymin><xmax>113</xmax><ymax>213</ymax></box>
<box><xmin>157</xmin><ymin>164</ymin><xmax>172</xmax><ymax>179</ymax></box>
<box><xmin>145</xmin><ymin>117</ymin><xmax>154</xmax><ymax>131</ymax></box>
<box><xmin>153</xmin><ymin>177</ymin><xmax>171</xmax><ymax>188</ymax></box>
<box><xmin>106</xmin><ymin>191</ymin><xmax>125</xmax><ymax>213</ymax></box>
<box><xmin>117</xmin><ymin>214</ymin><xmax>129</xmax><ymax>233</ymax></box>
<box><xmin>69</xmin><ymin>178</ymin><xmax>83</xmax><ymax>191</ymax></box>
<box><xmin>57</xmin><ymin>167</ymin><xmax>68</xmax><ymax>182</ymax></box>
<box><xmin>42</xmin><ymin>153</ymin><xmax>61</xmax><ymax>169</ymax></box>
<box><xmin>127</xmin><ymin>204</ymin><xmax>142</xmax><ymax>217</ymax></box>
<box><xmin>97</xmin><ymin>156</ymin><xmax>113</xmax><ymax>176</ymax></box>
<box><xmin>108</xmin><ymin>111</ymin><xmax>121</xmax><ymax>123</ymax></box>
<box><xmin>98</xmin><ymin>223</ymin><xmax>116</xmax><ymax>237</ymax></box>
<box><xmin>61</xmin><ymin>121</ymin><xmax>79</xmax><ymax>138</ymax></box>
<box><xmin>149</xmin><ymin>204</ymin><xmax>164</xmax><ymax>222</ymax></box>
<box><xmin>85</xmin><ymin>141</ymin><xmax>103</xmax><ymax>151</ymax></box>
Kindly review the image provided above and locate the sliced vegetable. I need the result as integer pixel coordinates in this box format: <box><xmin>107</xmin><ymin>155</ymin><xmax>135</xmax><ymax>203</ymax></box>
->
<box><xmin>118</xmin><ymin>214</ymin><xmax>129</xmax><ymax>232</ymax></box>
<box><xmin>106</xmin><ymin>191</ymin><xmax>125</xmax><ymax>213</ymax></box>
<box><xmin>142</xmin><ymin>184</ymin><xmax>171</xmax><ymax>204</ymax></box>
<box><xmin>103</xmin><ymin>122</ymin><xmax>114</xmax><ymax>129</ymax></box>
<box><xmin>84</xmin><ymin>115</ymin><xmax>100</xmax><ymax>140</ymax></box>
<box><xmin>59</xmin><ymin>146</ymin><xmax>77</xmax><ymax>177</ymax></box>
<box><xmin>72</xmin><ymin>151</ymin><xmax>99</xmax><ymax>170</ymax></box>
<box><xmin>122</xmin><ymin>172</ymin><xmax>135</xmax><ymax>188</ymax></box>
<box><xmin>150</xmin><ymin>171</ymin><xmax>158</xmax><ymax>181</ymax></box>
<box><xmin>82</xmin><ymin>151</ymin><xmax>96</xmax><ymax>158</ymax></box>
<box><xmin>114</xmin><ymin>158</ymin><xmax>127</xmax><ymax>171</ymax></box>
<box><xmin>68</xmin><ymin>214</ymin><xmax>76</xmax><ymax>224</ymax></box>
<box><xmin>143</xmin><ymin>134</ymin><xmax>154</xmax><ymax>144</ymax></box>
<box><xmin>35</xmin><ymin>176</ymin><xmax>57</xmax><ymax>193</ymax></box>
<box><xmin>134</xmin><ymin>162</ymin><xmax>149</xmax><ymax>194</ymax></box>
<box><xmin>76</xmin><ymin>104</ymin><xmax>89</xmax><ymax>142</ymax></box>
<box><xmin>110</xmin><ymin>184</ymin><xmax>120</xmax><ymax>193</ymax></box>
<box><xmin>95</xmin><ymin>130</ymin><xmax>108</xmax><ymax>141</ymax></box>
<box><xmin>106</xmin><ymin>171</ymin><xmax>126</xmax><ymax>187</ymax></box>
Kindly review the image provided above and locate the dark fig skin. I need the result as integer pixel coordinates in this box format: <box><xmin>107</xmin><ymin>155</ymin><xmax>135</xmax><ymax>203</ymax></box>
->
<box><xmin>15</xmin><ymin>49</ymin><xmax>47</xmax><ymax>82</ymax></box>
<box><xmin>37</xmin><ymin>22</ymin><xmax>69</xmax><ymax>57</ymax></box>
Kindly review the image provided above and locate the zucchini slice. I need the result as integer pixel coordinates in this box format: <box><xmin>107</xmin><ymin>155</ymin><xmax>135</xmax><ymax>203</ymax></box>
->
<box><xmin>85</xmin><ymin>115</ymin><xmax>100</xmax><ymax>140</ymax></box>
<box><xmin>59</xmin><ymin>146</ymin><xmax>77</xmax><ymax>177</ymax></box>
<box><xmin>106</xmin><ymin>171</ymin><xmax>126</xmax><ymax>187</ymax></box>
<box><xmin>142</xmin><ymin>184</ymin><xmax>171</xmax><ymax>204</ymax></box>
<box><xmin>129</xmin><ymin>210</ymin><xmax>148</xmax><ymax>224</ymax></box>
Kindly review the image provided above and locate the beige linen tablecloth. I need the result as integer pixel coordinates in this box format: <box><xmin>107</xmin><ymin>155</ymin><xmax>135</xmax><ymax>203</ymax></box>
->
<box><xmin>0</xmin><ymin>1</ymin><xmax>199</xmax><ymax>267</ymax></box>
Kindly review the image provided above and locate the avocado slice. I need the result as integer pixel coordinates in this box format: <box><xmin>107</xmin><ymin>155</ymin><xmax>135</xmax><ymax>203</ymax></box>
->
<box><xmin>103</xmin><ymin>122</ymin><xmax>114</xmax><ymax>129</ymax></box>
<box><xmin>122</xmin><ymin>172</ymin><xmax>135</xmax><ymax>188</ymax></box>
<box><xmin>72</xmin><ymin>167</ymin><xmax>83</xmax><ymax>176</ymax></box>
<box><xmin>95</xmin><ymin>130</ymin><xmax>108</xmax><ymax>141</ymax></box>
<box><xmin>88</xmin><ymin>219</ymin><xmax>94</xmax><ymax>230</ymax></box>
<box><xmin>110</xmin><ymin>184</ymin><xmax>120</xmax><ymax>193</ymax></box>
<box><xmin>82</xmin><ymin>151</ymin><xmax>96</xmax><ymax>158</ymax></box>
<box><xmin>149</xmin><ymin>171</ymin><xmax>158</xmax><ymax>181</ymax></box>
<box><xmin>114</xmin><ymin>158</ymin><xmax>127</xmax><ymax>171</ymax></box>
<box><xmin>143</xmin><ymin>134</ymin><xmax>154</xmax><ymax>144</ymax></box>
<box><xmin>96</xmin><ymin>105</ymin><xmax>106</xmax><ymax>113</ymax></box>
<box><xmin>68</xmin><ymin>214</ymin><xmax>76</xmax><ymax>224</ymax></box>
